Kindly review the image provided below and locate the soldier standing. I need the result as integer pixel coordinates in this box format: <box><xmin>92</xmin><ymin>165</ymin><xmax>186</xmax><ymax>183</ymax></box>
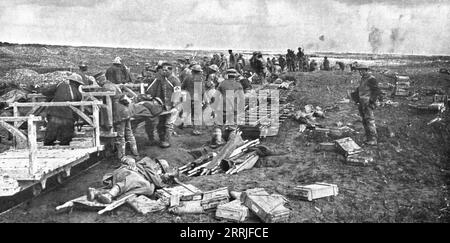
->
<box><xmin>146</xmin><ymin>62</ymin><xmax>182</xmax><ymax>148</ymax></box>
<box><xmin>352</xmin><ymin>64</ymin><xmax>382</xmax><ymax>145</ymax></box>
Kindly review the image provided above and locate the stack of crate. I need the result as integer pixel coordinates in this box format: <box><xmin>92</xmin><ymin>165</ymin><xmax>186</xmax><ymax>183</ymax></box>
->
<box><xmin>394</xmin><ymin>75</ymin><xmax>411</xmax><ymax>96</ymax></box>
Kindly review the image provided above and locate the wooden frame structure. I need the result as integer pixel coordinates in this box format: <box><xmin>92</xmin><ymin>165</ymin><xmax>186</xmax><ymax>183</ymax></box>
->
<box><xmin>0</xmin><ymin>101</ymin><xmax>104</xmax><ymax>196</ymax></box>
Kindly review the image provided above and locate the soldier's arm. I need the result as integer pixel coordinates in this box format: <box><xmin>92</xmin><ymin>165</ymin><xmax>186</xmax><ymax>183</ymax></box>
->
<box><xmin>39</xmin><ymin>84</ymin><xmax>58</xmax><ymax>97</ymax></box>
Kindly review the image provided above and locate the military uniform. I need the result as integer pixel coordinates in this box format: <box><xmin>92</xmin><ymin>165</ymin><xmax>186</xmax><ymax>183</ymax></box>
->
<box><xmin>40</xmin><ymin>79</ymin><xmax>82</xmax><ymax>146</ymax></box>
<box><xmin>182</xmin><ymin>72</ymin><xmax>205</xmax><ymax>128</ymax></box>
<box><xmin>146</xmin><ymin>73</ymin><xmax>182</xmax><ymax>147</ymax></box>
<box><xmin>354</xmin><ymin>70</ymin><xmax>382</xmax><ymax>144</ymax></box>
<box><xmin>102</xmin><ymin>80</ymin><xmax>139</xmax><ymax>159</ymax></box>
<box><xmin>217</xmin><ymin>73</ymin><xmax>244</xmax><ymax>125</ymax></box>
<box><xmin>106</xmin><ymin>64</ymin><xmax>132</xmax><ymax>84</ymax></box>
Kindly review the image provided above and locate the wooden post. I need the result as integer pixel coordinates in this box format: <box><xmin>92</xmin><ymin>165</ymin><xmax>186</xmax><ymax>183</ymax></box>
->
<box><xmin>27</xmin><ymin>115</ymin><xmax>37</xmax><ymax>176</ymax></box>
<box><xmin>92</xmin><ymin>104</ymin><xmax>101</xmax><ymax>149</ymax></box>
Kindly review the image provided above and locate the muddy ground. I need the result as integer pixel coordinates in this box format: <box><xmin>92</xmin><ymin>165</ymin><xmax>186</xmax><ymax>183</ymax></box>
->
<box><xmin>0</xmin><ymin>44</ymin><xmax>449</xmax><ymax>223</ymax></box>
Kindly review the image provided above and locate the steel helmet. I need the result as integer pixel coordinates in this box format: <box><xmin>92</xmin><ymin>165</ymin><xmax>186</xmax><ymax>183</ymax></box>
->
<box><xmin>226</xmin><ymin>68</ymin><xmax>238</xmax><ymax>77</ymax></box>
<box><xmin>113</xmin><ymin>57</ymin><xmax>122</xmax><ymax>64</ymax></box>
<box><xmin>67</xmin><ymin>73</ymin><xmax>83</xmax><ymax>85</ymax></box>
<box><xmin>79</xmin><ymin>61</ymin><xmax>88</xmax><ymax>67</ymax></box>
<box><xmin>191</xmin><ymin>64</ymin><xmax>203</xmax><ymax>72</ymax></box>
<box><xmin>209</xmin><ymin>64</ymin><xmax>219</xmax><ymax>72</ymax></box>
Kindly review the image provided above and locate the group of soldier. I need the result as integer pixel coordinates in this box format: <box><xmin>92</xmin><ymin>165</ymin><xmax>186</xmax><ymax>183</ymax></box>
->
<box><xmin>37</xmin><ymin>47</ymin><xmax>382</xmax><ymax>170</ymax></box>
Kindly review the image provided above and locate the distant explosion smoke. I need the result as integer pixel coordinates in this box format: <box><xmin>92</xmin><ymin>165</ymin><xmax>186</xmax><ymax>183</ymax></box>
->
<box><xmin>368</xmin><ymin>27</ymin><xmax>383</xmax><ymax>53</ymax></box>
<box><xmin>185</xmin><ymin>43</ymin><xmax>194</xmax><ymax>49</ymax></box>
<box><xmin>319</xmin><ymin>35</ymin><xmax>325</xmax><ymax>41</ymax></box>
<box><xmin>389</xmin><ymin>28</ymin><xmax>406</xmax><ymax>53</ymax></box>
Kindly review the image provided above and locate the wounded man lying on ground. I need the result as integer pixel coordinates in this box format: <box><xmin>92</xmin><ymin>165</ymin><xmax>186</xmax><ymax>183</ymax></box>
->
<box><xmin>87</xmin><ymin>156</ymin><xmax>178</xmax><ymax>204</ymax></box>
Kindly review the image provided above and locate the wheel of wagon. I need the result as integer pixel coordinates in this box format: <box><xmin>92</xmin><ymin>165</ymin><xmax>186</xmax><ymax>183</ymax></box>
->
<box><xmin>32</xmin><ymin>184</ymin><xmax>42</xmax><ymax>197</ymax></box>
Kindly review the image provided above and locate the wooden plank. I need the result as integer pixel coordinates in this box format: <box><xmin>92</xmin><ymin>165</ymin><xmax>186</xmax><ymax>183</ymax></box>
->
<box><xmin>0</xmin><ymin>121</ymin><xmax>27</xmax><ymax>148</ymax></box>
<box><xmin>92</xmin><ymin>104</ymin><xmax>101</xmax><ymax>148</ymax></box>
<box><xmin>69</xmin><ymin>105</ymin><xmax>94</xmax><ymax>127</ymax></box>
<box><xmin>27</xmin><ymin>116</ymin><xmax>37</xmax><ymax>175</ymax></box>
<box><xmin>10</xmin><ymin>101</ymin><xmax>102</xmax><ymax>107</ymax></box>
<box><xmin>0</xmin><ymin>116</ymin><xmax>42</xmax><ymax>122</ymax></box>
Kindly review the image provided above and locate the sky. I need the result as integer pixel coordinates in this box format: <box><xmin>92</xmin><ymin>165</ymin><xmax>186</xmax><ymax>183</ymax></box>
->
<box><xmin>0</xmin><ymin>0</ymin><xmax>449</xmax><ymax>55</ymax></box>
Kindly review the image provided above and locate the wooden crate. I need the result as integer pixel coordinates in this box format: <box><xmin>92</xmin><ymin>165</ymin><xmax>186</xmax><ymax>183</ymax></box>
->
<box><xmin>127</xmin><ymin>195</ymin><xmax>166</xmax><ymax>214</ymax></box>
<box><xmin>318</xmin><ymin>142</ymin><xmax>336</xmax><ymax>152</ymax></box>
<box><xmin>201</xmin><ymin>187</ymin><xmax>230</xmax><ymax>210</ymax></box>
<box><xmin>293</xmin><ymin>183</ymin><xmax>339</xmax><ymax>201</ymax></box>
<box><xmin>241</xmin><ymin>188</ymin><xmax>290</xmax><ymax>223</ymax></box>
<box><xmin>346</xmin><ymin>154</ymin><xmax>373</xmax><ymax>166</ymax></box>
<box><xmin>155</xmin><ymin>184</ymin><xmax>203</xmax><ymax>202</ymax></box>
<box><xmin>334</xmin><ymin>137</ymin><xmax>363</xmax><ymax>156</ymax></box>
<box><xmin>215</xmin><ymin>200</ymin><xmax>255</xmax><ymax>222</ymax></box>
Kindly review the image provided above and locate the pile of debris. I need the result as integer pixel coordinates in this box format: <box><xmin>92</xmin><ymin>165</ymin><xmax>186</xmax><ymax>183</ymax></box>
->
<box><xmin>0</xmin><ymin>68</ymin><xmax>71</xmax><ymax>89</ymax></box>
<box><xmin>56</xmin><ymin>183</ymin><xmax>292</xmax><ymax>223</ymax></box>
<box><xmin>179</xmin><ymin>130</ymin><xmax>266</xmax><ymax>177</ymax></box>
<box><xmin>292</xmin><ymin>104</ymin><xmax>326</xmax><ymax>132</ymax></box>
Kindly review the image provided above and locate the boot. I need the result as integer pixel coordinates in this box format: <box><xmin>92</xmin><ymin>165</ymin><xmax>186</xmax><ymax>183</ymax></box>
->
<box><xmin>145</xmin><ymin>126</ymin><xmax>159</xmax><ymax>146</ymax></box>
<box><xmin>87</xmin><ymin>187</ymin><xmax>101</xmax><ymax>201</ymax></box>
<box><xmin>117</xmin><ymin>143</ymin><xmax>126</xmax><ymax>160</ymax></box>
<box><xmin>97</xmin><ymin>185</ymin><xmax>121</xmax><ymax>204</ymax></box>
<box><xmin>160</xmin><ymin>128</ymin><xmax>171</xmax><ymax>148</ymax></box>
<box><xmin>129</xmin><ymin>140</ymin><xmax>140</xmax><ymax>157</ymax></box>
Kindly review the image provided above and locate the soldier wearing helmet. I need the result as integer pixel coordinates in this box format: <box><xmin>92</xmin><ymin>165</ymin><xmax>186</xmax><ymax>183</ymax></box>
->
<box><xmin>181</xmin><ymin>64</ymin><xmax>205</xmax><ymax>135</ymax></box>
<box><xmin>105</xmin><ymin>56</ymin><xmax>133</xmax><ymax>84</ymax></box>
<box><xmin>145</xmin><ymin>62</ymin><xmax>183</xmax><ymax>148</ymax></box>
<box><xmin>39</xmin><ymin>73</ymin><xmax>84</xmax><ymax>146</ymax></box>
<box><xmin>77</xmin><ymin>61</ymin><xmax>97</xmax><ymax>86</ymax></box>
<box><xmin>351</xmin><ymin>64</ymin><xmax>382</xmax><ymax>145</ymax></box>
<box><xmin>89</xmin><ymin>156</ymin><xmax>178</xmax><ymax>204</ymax></box>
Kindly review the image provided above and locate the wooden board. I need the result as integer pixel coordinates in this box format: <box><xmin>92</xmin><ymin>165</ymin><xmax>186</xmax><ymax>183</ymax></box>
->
<box><xmin>0</xmin><ymin>146</ymin><xmax>102</xmax><ymax>181</ymax></box>
<box><xmin>155</xmin><ymin>184</ymin><xmax>203</xmax><ymax>202</ymax></box>
<box><xmin>334</xmin><ymin>137</ymin><xmax>363</xmax><ymax>156</ymax></box>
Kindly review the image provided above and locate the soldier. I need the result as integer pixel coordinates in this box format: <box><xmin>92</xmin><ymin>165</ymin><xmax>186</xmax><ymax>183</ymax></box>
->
<box><xmin>278</xmin><ymin>55</ymin><xmax>286</xmax><ymax>72</ymax></box>
<box><xmin>105</xmin><ymin>57</ymin><xmax>133</xmax><ymax>84</ymax></box>
<box><xmin>351</xmin><ymin>64</ymin><xmax>382</xmax><ymax>145</ymax></box>
<box><xmin>146</xmin><ymin>62</ymin><xmax>182</xmax><ymax>148</ymax></box>
<box><xmin>89</xmin><ymin>156</ymin><xmax>177</xmax><ymax>204</ymax></box>
<box><xmin>78</xmin><ymin>61</ymin><xmax>97</xmax><ymax>86</ymax></box>
<box><xmin>219</xmin><ymin>53</ymin><xmax>228</xmax><ymax>72</ymax></box>
<box><xmin>228</xmin><ymin>50</ymin><xmax>236</xmax><ymax>69</ymax></box>
<box><xmin>336</xmin><ymin>61</ymin><xmax>346</xmax><ymax>71</ymax></box>
<box><xmin>309</xmin><ymin>59</ymin><xmax>318</xmax><ymax>72</ymax></box>
<box><xmin>181</xmin><ymin>64</ymin><xmax>205</xmax><ymax>135</ymax></box>
<box><xmin>206</xmin><ymin>64</ymin><xmax>222</xmax><ymax>88</ymax></box>
<box><xmin>97</xmin><ymin>73</ymin><xmax>139</xmax><ymax>159</ymax></box>
<box><xmin>323</xmin><ymin>56</ymin><xmax>330</xmax><ymax>71</ymax></box>
<box><xmin>217</xmin><ymin>69</ymin><xmax>244</xmax><ymax>125</ymax></box>
<box><xmin>141</xmin><ymin>62</ymin><xmax>156</xmax><ymax>82</ymax></box>
<box><xmin>40</xmin><ymin>74</ymin><xmax>83</xmax><ymax>146</ymax></box>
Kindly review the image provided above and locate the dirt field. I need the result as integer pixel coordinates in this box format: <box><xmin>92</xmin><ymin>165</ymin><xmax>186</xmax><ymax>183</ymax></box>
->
<box><xmin>0</xmin><ymin>44</ymin><xmax>449</xmax><ymax>223</ymax></box>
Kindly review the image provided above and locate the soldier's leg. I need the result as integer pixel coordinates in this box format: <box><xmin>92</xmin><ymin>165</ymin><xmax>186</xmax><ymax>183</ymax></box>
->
<box><xmin>160</xmin><ymin>111</ymin><xmax>177</xmax><ymax>148</ymax></box>
<box><xmin>358</xmin><ymin>103</ymin><xmax>370</xmax><ymax>137</ymax></box>
<box><xmin>365</xmin><ymin>105</ymin><xmax>377</xmax><ymax>143</ymax></box>
<box><xmin>144</xmin><ymin>117</ymin><xmax>159</xmax><ymax>145</ymax></box>
<box><xmin>58</xmin><ymin>118</ymin><xmax>75</xmax><ymax>146</ymax></box>
<box><xmin>44</xmin><ymin>116</ymin><xmax>58</xmax><ymax>146</ymax></box>
<box><xmin>114</xmin><ymin>121</ymin><xmax>126</xmax><ymax>159</ymax></box>
<box><xmin>124</xmin><ymin>119</ymin><xmax>139</xmax><ymax>156</ymax></box>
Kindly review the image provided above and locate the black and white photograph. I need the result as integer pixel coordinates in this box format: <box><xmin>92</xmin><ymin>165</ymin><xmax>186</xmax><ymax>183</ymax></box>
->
<box><xmin>0</xmin><ymin>0</ymin><xmax>449</xmax><ymax>227</ymax></box>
